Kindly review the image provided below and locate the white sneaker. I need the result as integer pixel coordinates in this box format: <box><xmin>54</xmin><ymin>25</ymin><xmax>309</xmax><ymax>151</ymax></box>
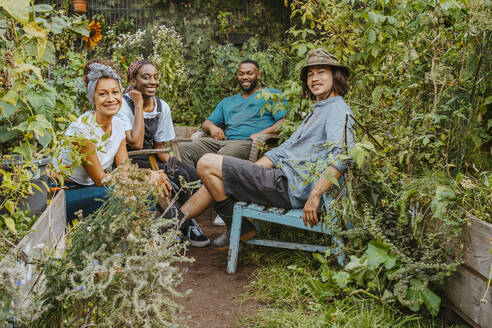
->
<box><xmin>213</xmin><ymin>214</ymin><xmax>226</xmax><ymax>226</ymax></box>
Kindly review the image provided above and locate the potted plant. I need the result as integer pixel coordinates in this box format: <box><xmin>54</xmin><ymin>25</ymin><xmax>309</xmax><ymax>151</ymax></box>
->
<box><xmin>73</xmin><ymin>0</ymin><xmax>88</xmax><ymax>14</ymax></box>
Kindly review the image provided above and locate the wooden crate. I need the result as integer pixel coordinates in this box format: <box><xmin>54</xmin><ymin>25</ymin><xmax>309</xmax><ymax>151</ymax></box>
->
<box><xmin>8</xmin><ymin>190</ymin><xmax>66</xmax><ymax>306</ymax></box>
<box><xmin>446</xmin><ymin>215</ymin><xmax>492</xmax><ymax>328</ymax></box>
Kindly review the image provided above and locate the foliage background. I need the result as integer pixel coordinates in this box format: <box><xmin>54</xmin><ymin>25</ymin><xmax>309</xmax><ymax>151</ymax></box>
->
<box><xmin>1</xmin><ymin>0</ymin><xmax>490</xmax><ymax>323</ymax></box>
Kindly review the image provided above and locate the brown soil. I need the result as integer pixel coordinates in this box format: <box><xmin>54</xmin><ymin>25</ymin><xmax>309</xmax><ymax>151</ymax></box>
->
<box><xmin>176</xmin><ymin>209</ymin><xmax>261</xmax><ymax>328</ymax></box>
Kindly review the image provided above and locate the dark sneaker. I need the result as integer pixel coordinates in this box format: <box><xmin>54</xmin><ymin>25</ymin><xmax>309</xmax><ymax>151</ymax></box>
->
<box><xmin>186</xmin><ymin>219</ymin><xmax>210</xmax><ymax>247</ymax></box>
<box><xmin>213</xmin><ymin>219</ymin><xmax>256</xmax><ymax>250</ymax></box>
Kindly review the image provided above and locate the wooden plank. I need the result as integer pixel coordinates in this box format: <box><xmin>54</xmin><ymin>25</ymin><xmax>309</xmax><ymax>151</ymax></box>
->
<box><xmin>127</xmin><ymin>148</ymin><xmax>170</xmax><ymax>156</ymax></box>
<box><xmin>247</xmin><ymin>203</ymin><xmax>266</xmax><ymax>211</ymax></box>
<box><xmin>241</xmin><ymin>207</ymin><xmax>332</xmax><ymax>234</ymax></box>
<box><xmin>245</xmin><ymin>238</ymin><xmax>330</xmax><ymax>253</ymax></box>
<box><xmin>11</xmin><ymin>190</ymin><xmax>66</xmax><ymax>305</ymax></box>
<box><xmin>446</xmin><ymin>264</ymin><xmax>492</xmax><ymax>328</ymax></box>
<box><xmin>266</xmin><ymin>207</ymin><xmax>287</xmax><ymax>214</ymax></box>
<box><xmin>463</xmin><ymin>216</ymin><xmax>492</xmax><ymax>278</ymax></box>
<box><xmin>285</xmin><ymin>208</ymin><xmax>304</xmax><ymax>217</ymax></box>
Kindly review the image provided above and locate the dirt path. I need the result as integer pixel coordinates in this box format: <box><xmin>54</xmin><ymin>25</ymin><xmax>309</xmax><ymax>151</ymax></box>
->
<box><xmin>176</xmin><ymin>210</ymin><xmax>261</xmax><ymax>328</ymax></box>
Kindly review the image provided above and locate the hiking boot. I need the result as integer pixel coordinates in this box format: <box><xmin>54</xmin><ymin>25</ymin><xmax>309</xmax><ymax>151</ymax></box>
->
<box><xmin>212</xmin><ymin>219</ymin><xmax>256</xmax><ymax>250</ymax></box>
<box><xmin>213</xmin><ymin>214</ymin><xmax>226</xmax><ymax>226</ymax></box>
<box><xmin>186</xmin><ymin>219</ymin><xmax>210</xmax><ymax>247</ymax></box>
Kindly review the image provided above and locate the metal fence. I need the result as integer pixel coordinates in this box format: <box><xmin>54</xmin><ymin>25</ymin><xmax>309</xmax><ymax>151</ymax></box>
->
<box><xmin>87</xmin><ymin>0</ymin><xmax>155</xmax><ymax>31</ymax></box>
<box><xmin>37</xmin><ymin>0</ymin><xmax>290</xmax><ymax>41</ymax></box>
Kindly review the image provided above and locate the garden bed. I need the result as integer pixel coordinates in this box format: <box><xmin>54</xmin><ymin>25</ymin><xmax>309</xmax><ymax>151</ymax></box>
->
<box><xmin>3</xmin><ymin>190</ymin><xmax>66</xmax><ymax>307</ymax></box>
<box><xmin>446</xmin><ymin>215</ymin><xmax>492</xmax><ymax>328</ymax></box>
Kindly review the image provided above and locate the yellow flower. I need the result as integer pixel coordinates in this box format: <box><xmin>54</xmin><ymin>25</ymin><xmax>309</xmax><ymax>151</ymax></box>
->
<box><xmin>83</xmin><ymin>20</ymin><xmax>102</xmax><ymax>50</ymax></box>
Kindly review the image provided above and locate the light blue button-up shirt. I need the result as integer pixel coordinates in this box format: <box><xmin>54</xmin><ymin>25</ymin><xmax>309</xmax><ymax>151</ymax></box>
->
<box><xmin>265</xmin><ymin>96</ymin><xmax>354</xmax><ymax>208</ymax></box>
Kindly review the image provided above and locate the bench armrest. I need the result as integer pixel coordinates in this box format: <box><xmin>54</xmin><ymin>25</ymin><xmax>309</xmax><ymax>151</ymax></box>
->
<box><xmin>127</xmin><ymin>148</ymin><xmax>170</xmax><ymax>156</ymax></box>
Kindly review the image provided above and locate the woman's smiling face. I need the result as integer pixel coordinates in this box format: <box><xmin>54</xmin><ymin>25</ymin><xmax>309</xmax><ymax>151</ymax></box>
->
<box><xmin>133</xmin><ymin>64</ymin><xmax>159</xmax><ymax>97</ymax></box>
<box><xmin>93</xmin><ymin>78</ymin><xmax>122</xmax><ymax>117</ymax></box>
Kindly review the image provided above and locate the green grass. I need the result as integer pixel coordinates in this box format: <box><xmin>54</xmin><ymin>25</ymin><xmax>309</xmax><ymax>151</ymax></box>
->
<box><xmin>237</xmin><ymin>249</ymin><xmax>468</xmax><ymax>328</ymax></box>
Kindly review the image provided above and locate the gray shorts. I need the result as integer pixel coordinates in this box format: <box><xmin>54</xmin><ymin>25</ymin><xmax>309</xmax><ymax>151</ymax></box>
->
<box><xmin>222</xmin><ymin>156</ymin><xmax>292</xmax><ymax>209</ymax></box>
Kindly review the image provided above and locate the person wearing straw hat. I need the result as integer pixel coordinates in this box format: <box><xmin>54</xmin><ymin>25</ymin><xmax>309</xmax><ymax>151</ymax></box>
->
<box><xmin>169</xmin><ymin>48</ymin><xmax>355</xmax><ymax>250</ymax></box>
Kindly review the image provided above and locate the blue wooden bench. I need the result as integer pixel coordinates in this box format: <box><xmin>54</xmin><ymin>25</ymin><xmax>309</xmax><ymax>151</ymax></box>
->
<box><xmin>227</xmin><ymin>193</ymin><xmax>345</xmax><ymax>274</ymax></box>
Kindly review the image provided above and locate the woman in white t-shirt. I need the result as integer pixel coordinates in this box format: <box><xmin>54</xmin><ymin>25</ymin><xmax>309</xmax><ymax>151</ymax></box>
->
<box><xmin>55</xmin><ymin>59</ymin><xmax>169</xmax><ymax>224</ymax></box>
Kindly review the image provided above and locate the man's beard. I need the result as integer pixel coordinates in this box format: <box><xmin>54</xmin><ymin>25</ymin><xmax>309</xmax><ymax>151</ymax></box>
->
<box><xmin>239</xmin><ymin>78</ymin><xmax>258</xmax><ymax>93</ymax></box>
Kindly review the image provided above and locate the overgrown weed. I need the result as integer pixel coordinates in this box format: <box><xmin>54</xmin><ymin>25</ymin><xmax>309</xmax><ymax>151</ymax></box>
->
<box><xmin>239</xmin><ymin>249</ymin><xmax>466</xmax><ymax>328</ymax></box>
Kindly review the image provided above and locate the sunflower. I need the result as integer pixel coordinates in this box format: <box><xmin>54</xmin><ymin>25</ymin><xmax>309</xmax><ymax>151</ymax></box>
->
<box><xmin>83</xmin><ymin>20</ymin><xmax>102</xmax><ymax>50</ymax></box>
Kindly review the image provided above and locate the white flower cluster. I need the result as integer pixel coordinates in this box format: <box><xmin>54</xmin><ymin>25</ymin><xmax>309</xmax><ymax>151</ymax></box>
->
<box><xmin>109</xmin><ymin>25</ymin><xmax>189</xmax><ymax>96</ymax></box>
<box><xmin>150</xmin><ymin>25</ymin><xmax>188</xmax><ymax>85</ymax></box>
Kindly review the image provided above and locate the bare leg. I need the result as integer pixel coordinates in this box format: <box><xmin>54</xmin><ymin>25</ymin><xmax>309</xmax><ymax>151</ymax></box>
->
<box><xmin>180</xmin><ymin>186</ymin><xmax>213</xmax><ymax>219</ymax></box>
<box><xmin>179</xmin><ymin>153</ymin><xmax>226</xmax><ymax>218</ymax></box>
<box><xmin>196</xmin><ymin>153</ymin><xmax>227</xmax><ymax>201</ymax></box>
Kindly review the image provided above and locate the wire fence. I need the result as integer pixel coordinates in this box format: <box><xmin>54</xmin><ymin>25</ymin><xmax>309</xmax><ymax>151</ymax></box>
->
<box><xmin>37</xmin><ymin>0</ymin><xmax>289</xmax><ymax>40</ymax></box>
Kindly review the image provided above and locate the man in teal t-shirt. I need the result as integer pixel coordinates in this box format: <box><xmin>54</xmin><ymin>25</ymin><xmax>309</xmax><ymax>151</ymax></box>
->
<box><xmin>179</xmin><ymin>59</ymin><xmax>287</xmax><ymax>166</ymax></box>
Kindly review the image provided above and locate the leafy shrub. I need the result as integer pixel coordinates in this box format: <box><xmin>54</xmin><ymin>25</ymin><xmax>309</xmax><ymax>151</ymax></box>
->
<box><xmin>1</xmin><ymin>165</ymin><xmax>192</xmax><ymax>326</ymax></box>
<box><xmin>272</xmin><ymin>0</ymin><xmax>492</xmax><ymax>316</ymax></box>
<box><xmin>177</xmin><ymin>36</ymin><xmax>295</xmax><ymax>125</ymax></box>
<box><xmin>0</xmin><ymin>2</ymin><xmax>89</xmax><ymax>238</ymax></box>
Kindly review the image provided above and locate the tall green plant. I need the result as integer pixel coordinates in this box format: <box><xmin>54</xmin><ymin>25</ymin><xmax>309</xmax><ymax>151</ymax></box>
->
<box><xmin>282</xmin><ymin>0</ymin><xmax>491</xmax><ymax>316</ymax></box>
<box><xmin>0</xmin><ymin>1</ymin><xmax>88</xmax><ymax>236</ymax></box>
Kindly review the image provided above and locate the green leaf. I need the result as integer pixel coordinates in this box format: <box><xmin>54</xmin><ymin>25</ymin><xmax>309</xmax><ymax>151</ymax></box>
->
<box><xmin>45</xmin><ymin>16</ymin><xmax>68</xmax><ymax>34</ymax></box>
<box><xmin>406</xmin><ymin>279</ymin><xmax>441</xmax><ymax>316</ymax></box>
<box><xmin>70</xmin><ymin>21</ymin><xmax>90</xmax><ymax>37</ymax></box>
<box><xmin>24</xmin><ymin>40</ymin><xmax>38</xmax><ymax>57</ymax></box>
<box><xmin>0</xmin><ymin>102</ymin><xmax>17</xmax><ymax>119</ymax></box>
<box><xmin>40</xmin><ymin>41</ymin><xmax>56</xmax><ymax>64</ymax></box>
<box><xmin>13</xmin><ymin>142</ymin><xmax>34</xmax><ymax>162</ymax></box>
<box><xmin>15</xmin><ymin>63</ymin><xmax>44</xmax><ymax>83</ymax></box>
<box><xmin>333</xmin><ymin>271</ymin><xmax>350</xmax><ymax>288</ymax></box>
<box><xmin>0</xmin><ymin>0</ymin><xmax>30</xmax><ymax>24</ymax></box>
<box><xmin>430</xmin><ymin>185</ymin><xmax>455</xmax><ymax>218</ymax></box>
<box><xmin>326</xmin><ymin>173</ymin><xmax>340</xmax><ymax>188</ymax></box>
<box><xmin>345</xmin><ymin>255</ymin><xmax>369</xmax><ymax>286</ymax></box>
<box><xmin>29</xmin><ymin>115</ymin><xmax>52</xmax><ymax>136</ymax></box>
<box><xmin>296</xmin><ymin>43</ymin><xmax>307</xmax><ymax>57</ymax></box>
<box><xmin>0</xmin><ymin>125</ymin><xmax>20</xmax><ymax>143</ymax></box>
<box><xmin>37</xmin><ymin>130</ymin><xmax>52</xmax><ymax>147</ymax></box>
<box><xmin>368</xmin><ymin>29</ymin><xmax>376</xmax><ymax>43</ymax></box>
<box><xmin>365</xmin><ymin>240</ymin><xmax>389</xmax><ymax>270</ymax></box>
<box><xmin>34</xmin><ymin>4</ymin><xmax>53</xmax><ymax>13</ymax></box>
<box><xmin>5</xmin><ymin>200</ymin><xmax>16</xmax><ymax>215</ymax></box>
<box><xmin>405</xmin><ymin>280</ymin><xmax>423</xmax><ymax>312</ymax></box>
<box><xmin>4</xmin><ymin>216</ymin><xmax>16</xmax><ymax>232</ymax></box>
<box><xmin>27</xmin><ymin>87</ymin><xmax>56</xmax><ymax>117</ymax></box>
<box><xmin>422</xmin><ymin>285</ymin><xmax>441</xmax><ymax>316</ymax></box>
<box><xmin>349</xmin><ymin>142</ymin><xmax>372</xmax><ymax>168</ymax></box>
<box><xmin>368</xmin><ymin>11</ymin><xmax>379</xmax><ymax>24</ymax></box>
<box><xmin>385</xmin><ymin>254</ymin><xmax>397</xmax><ymax>270</ymax></box>
<box><xmin>312</xmin><ymin>252</ymin><xmax>326</xmax><ymax>264</ymax></box>
<box><xmin>3</xmin><ymin>81</ymin><xmax>27</xmax><ymax>104</ymax></box>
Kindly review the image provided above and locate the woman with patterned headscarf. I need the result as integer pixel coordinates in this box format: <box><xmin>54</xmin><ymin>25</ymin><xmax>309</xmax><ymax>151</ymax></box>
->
<box><xmin>115</xmin><ymin>60</ymin><xmax>209</xmax><ymax>247</ymax></box>
<box><xmin>54</xmin><ymin>59</ymin><xmax>168</xmax><ymax>224</ymax></box>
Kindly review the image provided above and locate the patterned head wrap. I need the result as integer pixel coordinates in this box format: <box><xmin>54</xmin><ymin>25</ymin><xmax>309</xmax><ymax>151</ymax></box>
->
<box><xmin>86</xmin><ymin>62</ymin><xmax>124</xmax><ymax>105</ymax></box>
<box><xmin>125</xmin><ymin>59</ymin><xmax>157</xmax><ymax>93</ymax></box>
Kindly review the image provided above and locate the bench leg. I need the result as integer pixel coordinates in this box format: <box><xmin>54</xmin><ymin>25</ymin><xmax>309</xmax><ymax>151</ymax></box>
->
<box><xmin>227</xmin><ymin>206</ymin><xmax>243</xmax><ymax>274</ymax></box>
<box><xmin>332</xmin><ymin>235</ymin><xmax>346</xmax><ymax>266</ymax></box>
